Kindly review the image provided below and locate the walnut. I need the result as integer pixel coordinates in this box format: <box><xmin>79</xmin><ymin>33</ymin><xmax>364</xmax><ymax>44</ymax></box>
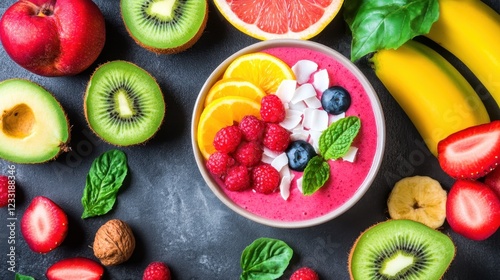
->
<box><xmin>93</xmin><ymin>219</ymin><xmax>135</xmax><ymax>266</ymax></box>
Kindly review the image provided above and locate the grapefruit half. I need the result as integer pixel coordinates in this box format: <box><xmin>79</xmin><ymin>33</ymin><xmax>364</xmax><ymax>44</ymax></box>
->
<box><xmin>213</xmin><ymin>0</ymin><xmax>344</xmax><ymax>40</ymax></box>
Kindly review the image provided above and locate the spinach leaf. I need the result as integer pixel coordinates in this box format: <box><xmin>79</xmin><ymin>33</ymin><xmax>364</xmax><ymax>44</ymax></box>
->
<box><xmin>81</xmin><ymin>149</ymin><xmax>128</xmax><ymax>219</ymax></box>
<box><xmin>345</xmin><ymin>0</ymin><xmax>439</xmax><ymax>61</ymax></box>
<box><xmin>240</xmin><ymin>238</ymin><xmax>293</xmax><ymax>280</ymax></box>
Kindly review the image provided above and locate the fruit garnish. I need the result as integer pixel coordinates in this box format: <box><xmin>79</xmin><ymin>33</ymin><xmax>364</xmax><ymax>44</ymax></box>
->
<box><xmin>321</xmin><ymin>86</ymin><xmax>351</xmax><ymax>115</ymax></box>
<box><xmin>213</xmin><ymin>125</ymin><xmax>243</xmax><ymax>154</ymax></box>
<box><xmin>81</xmin><ymin>150</ymin><xmax>128</xmax><ymax>219</ymax></box>
<box><xmin>223</xmin><ymin>52</ymin><xmax>295</xmax><ymax>94</ymax></box>
<box><xmin>387</xmin><ymin>176</ymin><xmax>447</xmax><ymax>229</ymax></box>
<box><xmin>252</xmin><ymin>163</ymin><xmax>281</xmax><ymax>194</ymax></box>
<box><xmin>0</xmin><ymin>79</ymin><xmax>70</xmax><ymax>164</ymax></box>
<box><xmin>240</xmin><ymin>237</ymin><xmax>293</xmax><ymax>280</ymax></box>
<box><xmin>239</xmin><ymin>115</ymin><xmax>265</xmax><ymax>142</ymax></box>
<box><xmin>0</xmin><ymin>175</ymin><xmax>10</xmax><ymax>207</ymax></box>
<box><xmin>285</xmin><ymin>140</ymin><xmax>317</xmax><ymax>172</ymax></box>
<box><xmin>204</xmin><ymin>78</ymin><xmax>266</xmax><ymax>107</ymax></box>
<box><xmin>120</xmin><ymin>0</ymin><xmax>208</xmax><ymax>54</ymax></box>
<box><xmin>84</xmin><ymin>60</ymin><xmax>166</xmax><ymax>146</ymax></box>
<box><xmin>446</xmin><ymin>180</ymin><xmax>500</xmax><ymax>241</ymax></box>
<box><xmin>484</xmin><ymin>167</ymin><xmax>500</xmax><ymax>199</ymax></box>
<box><xmin>46</xmin><ymin>257</ymin><xmax>104</xmax><ymax>280</ymax></box>
<box><xmin>437</xmin><ymin>121</ymin><xmax>500</xmax><ymax>179</ymax></box>
<box><xmin>206</xmin><ymin>152</ymin><xmax>235</xmax><ymax>176</ymax></box>
<box><xmin>197</xmin><ymin>96</ymin><xmax>260</xmax><ymax>159</ymax></box>
<box><xmin>225</xmin><ymin>165</ymin><xmax>251</xmax><ymax>192</ymax></box>
<box><xmin>290</xmin><ymin>267</ymin><xmax>319</xmax><ymax>280</ymax></box>
<box><xmin>348</xmin><ymin>219</ymin><xmax>455</xmax><ymax>280</ymax></box>
<box><xmin>143</xmin><ymin>261</ymin><xmax>171</xmax><ymax>280</ymax></box>
<box><xmin>213</xmin><ymin>0</ymin><xmax>344</xmax><ymax>40</ymax></box>
<box><xmin>234</xmin><ymin>141</ymin><xmax>263</xmax><ymax>167</ymax></box>
<box><xmin>260</xmin><ymin>94</ymin><xmax>286</xmax><ymax>123</ymax></box>
<box><xmin>20</xmin><ymin>196</ymin><xmax>68</xmax><ymax>254</ymax></box>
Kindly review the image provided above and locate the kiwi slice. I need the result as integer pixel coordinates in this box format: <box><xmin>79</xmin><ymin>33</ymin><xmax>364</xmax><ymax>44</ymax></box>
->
<box><xmin>84</xmin><ymin>61</ymin><xmax>165</xmax><ymax>146</ymax></box>
<box><xmin>0</xmin><ymin>79</ymin><xmax>70</xmax><ymax>163</ymax></box>
<box><xmin>120</xmin><ymin>0</ymin><xmax>208</xmax><ymax>54</ymax></box>
<box><xmin>348</xmin><ymin>219</ymin><xmax>455</xmax><ymax>280</ymax></box>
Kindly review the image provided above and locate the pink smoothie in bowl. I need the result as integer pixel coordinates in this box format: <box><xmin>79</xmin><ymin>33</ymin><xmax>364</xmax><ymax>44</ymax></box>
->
<box><xmin>191</xmin><ymin>40</ymin><xmax>385</xmax><ymax>228</ymax></box>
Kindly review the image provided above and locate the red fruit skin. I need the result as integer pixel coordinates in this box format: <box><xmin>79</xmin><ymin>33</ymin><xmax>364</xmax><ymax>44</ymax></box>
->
<box><xmin>224</xmin><ymin>165</ymin><xmax>251</xmax><ymax>192</ymax></box>
<box><xmin>143</xmin><ymin>261</ymin><xmax>171</xmax><ymax>280</ymax></box>
<box><xmin>0</xmin><ymin>175</ymin><xmax>10</xmax><ymax>208</ymax></box>
<box><xmin>437</xmin><ymin>121</ymin><xmax>500</xmax><ymax>180</ymax></box>
<box><xmin>213</xmin><ymin>125</ymin><xmax>243</xmax><ymax>154</ymax></box>
<box><xmin>239</xmin><ymin>115</ymin><xmax>265</xmax><ymax>142</ymax></box>
<box><xmin>0</xmin><ymin>0</ymin><xmax>106</xmax><ymax>76</ymax></box>
<box><xmin>260</xmin><ymin>94</ymin><xmax>286</xmax><ymax>123</ymax></box>
<box><xmin>446</xmin><ymin>180</ymin><xmax>500</xmax><ymax>241</ymax></box>
<box><xmin>234</xmin><ymin>141</ymin><xmax>263</xmax><ymax>167</ymax></box>
<box><xmin>290</xmin><ymin>267</ymin><xmax>319</xmax><ymax>280</ymax></box>
<box><xmin>206</xmin><ymin>152</ymin><xmax>235</xmax><ymax>176</ymax></box>
<box><xmin>46</xmin><ymin>257</ymin><xmax>104</xmax><ymax>280</ymax></box>
<box><xmin>21</xmin><ymin>196</ymin><xmax>68</xmax><ymax>253</ymax></box>
<box><xmin>263</xmin><ymin>123</ymin><xmax>290</xmax><ymax>152</ymax></box>
<box><xmin>484</xmin><ymin>167</ymin><xmax>500</xmax><ymax>199</ymax></box>
<box><xmin>252</xmin><ymin>163</ymin><xmax>280</xmax><ymax>194</ymax></box>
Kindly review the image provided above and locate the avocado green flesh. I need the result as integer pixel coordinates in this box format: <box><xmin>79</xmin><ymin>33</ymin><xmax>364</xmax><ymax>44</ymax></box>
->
<box><xmin>120</xmin><ymin>0</ymin><xmax>207</xmax><ymax>49</ymax></box>
<box><xmin>0</xmin><ymin>79</ymin><xmax>69</xmax><ymax>164</ymax></box>
<box><xmin>350</xmin><ymin>220</ymin><xmax>455</xmax><ymax>280</ymax></box>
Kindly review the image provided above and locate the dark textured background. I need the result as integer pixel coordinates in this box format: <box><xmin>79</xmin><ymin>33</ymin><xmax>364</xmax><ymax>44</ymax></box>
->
<box><xmin>0</xmin><ymin>0</ymin><xmax>499</xmax><ymax>279</ymax></box>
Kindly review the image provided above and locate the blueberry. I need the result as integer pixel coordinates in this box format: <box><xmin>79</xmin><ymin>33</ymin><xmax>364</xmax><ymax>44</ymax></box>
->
<box><xmin>285</xmin><ymin>140</ymin><xmax>317</xmax><ymax>172</ymax></box>
<box><xmin>321</xmin><ymin>86</ymin><xmax>351</xmax><ymax>115</ymax></box>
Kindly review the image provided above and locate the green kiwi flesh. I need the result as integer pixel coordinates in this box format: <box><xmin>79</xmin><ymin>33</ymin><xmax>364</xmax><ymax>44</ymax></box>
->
<box><xmin>84</xmin><ymin>61</ymin><xmax>165</xmax><ymax>146</ymax></box>
<box><xmin>348</xmin><ymin>219</ymin><xmax>455</xmax><ymax>280</ymax></box>
<box><xmin>120</xmin><ymin>0</ymin><xmax>208</xmax><ymax>53</ymax></box>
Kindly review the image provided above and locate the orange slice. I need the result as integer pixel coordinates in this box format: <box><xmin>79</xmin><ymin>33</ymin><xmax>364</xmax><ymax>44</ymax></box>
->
<box><xmin>213</xmin><ymin>0</ymin><xmax>344</xmax><ymax>40</ymax></box>
<box><xmin>197</xmin><ymin>96</ymin><xmax>261</xmax><ymax>159</ymax></box>
<box><xmin>223</xmin><ymin>52</ymin><xmax>295</xmax><ymax>94</ymax></box>
<box><xmin>204</xmin><ymin>78</ymin><xmax>266</xmax><ymax>107</ymax></box>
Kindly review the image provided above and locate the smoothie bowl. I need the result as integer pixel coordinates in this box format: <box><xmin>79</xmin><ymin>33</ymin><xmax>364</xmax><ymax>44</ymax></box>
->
<box><xmin>191</xmin><ymin>39</ymin><xmax>385</xmax><ymax>228</ymax></box>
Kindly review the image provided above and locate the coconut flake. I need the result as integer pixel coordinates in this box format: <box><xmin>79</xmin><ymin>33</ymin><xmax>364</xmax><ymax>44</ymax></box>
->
<box><xmin>296</xmin><ymin>176</ymin><xmax>304</xmax><ymax>194</ymax></box>
<box><xmin>343</xmin><ymin>146</ymin><xmax>359</xmax><ymax>162</ymax></box>
<box><xmin>263</xmin><ymin>147</ymin><xmax>281</xmax><ymax>159</ymax></box>
<box><xmin>308</xmin><ymin>130</ymin><xmax>323</xmax><ymax>153</ymax></box>
<box><xmin>280</xmin><ymin>175</ymin><xmax>292</xmax><ymax>200</ymax></box>
<box><xmin>291</xmin><ymin>128</ymin><xmax>309</xmax><ymax>142</ymax></box>
<box><xmin>313</xmin><ymin>69</ymin><xmax>329</xmax><ymax>93</ymax></box>
<box><xmin>302</xmin><ymin>108</ymin><xmax>328</xmax><ymax>131</ymax></box>
<box><xmin>280</xmin><ymin>115</ymin><xmax>302</xmax><ymax>130</ymax></box>
<box><xmin>288</xmin><ymin>100</ymin><xmax>307</xmax><ymax>111</ymax></box>
<box><xmin>304</xmin><ymin>96</ymin><xmax>322</xmax><ymax>109</ymax></box>
<box><xmin>275</xmin><ymin>80</ymin><xmax>297</xmax><ymax>103</ymax></box>
<box><xmin>292</xmin><ymin>60</ymin><xmax>318</xmax><ymax>84</ymax></box>
<box><xmin>291</xmin><ymin>83</ymin><xmax>316</xmax><ymax>104</ymax></box>
<box><xmin>271</xmin><ymin>153</ymin><xmax>289</xmax><ymax>172</ymax></box>
<box><xmin>329</xmin><ymin>112</ymin><xmax>346</xmax><ymax>125</ymax></box>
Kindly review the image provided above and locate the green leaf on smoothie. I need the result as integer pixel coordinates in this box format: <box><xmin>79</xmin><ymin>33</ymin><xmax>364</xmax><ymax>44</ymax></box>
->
<box><xmin>302</xmin><ymin>156</ymin><xmax>330</xmax><ymax>196</ymax></box>
<box><xmin>240</xmin><ymin>237</ymin><xmax>293</xmax><ymax>280</ymax></box>
<box><xmin>344</xmin><ymin>0</ymin><xmax>440</xmax><ymax>61</ymax></box>
<box><xmin>319</xmin><ymin>116</ymin><xmax>361</xmax><ymax>160</ymax></box>
<box><xmin>81</xmin><ymin>149</ymin><xmax>128</xmax><ymax>219</ymax></box>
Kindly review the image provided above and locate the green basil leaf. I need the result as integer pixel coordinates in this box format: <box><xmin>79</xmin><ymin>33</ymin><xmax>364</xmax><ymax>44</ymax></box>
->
<box><xmin>302</xmin><ymin>156</ymin><xmax>330</xmax><ymax>196</ymax></box>
<box><xmin>81</xmin><ymin>149</ymin><xmax>128</xmax><ymax>219</ymax></box>
<box><xmin>319</xmin><ymin>116</ymin><xmax>361</xmax><ymax>160</ymax></box>
<box><xmin>240</xmin><ymin>237</ymin><xmax>293</xmax><ymax>280</ymax></box>
<box><xmin>15</xmin><ymin>273</ymin><xmax>35</xmax><ymax>280</ymax></box>
<box><xmin>346</xmin><ymin>0</ymin><xmax>439</xmax><ymax>61</ymax></box>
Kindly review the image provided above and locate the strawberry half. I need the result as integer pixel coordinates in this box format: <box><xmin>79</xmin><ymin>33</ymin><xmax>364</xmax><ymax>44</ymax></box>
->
<box><xmin>20</xmin><ymin>196</ymin><xmax>68</xmax><ymax>253</ymax></box>
<box><xmin>438</xmin><ymin>121</ymin><xmax>500</xmax><ymax>179</ymax></box>
<box><xmin>446</xmin><ymin>180</ymin><xmax>500</xmax><ymax>241</ymax></box>
<box><xmin>46</xmin><ymin>257</ymin><xmax>104</xmax><ymax>280</ymax></box>
<box><xmin>484</xmin><ymin>167</ymin><xmax>500</xmax><ymax>199</ymax></box>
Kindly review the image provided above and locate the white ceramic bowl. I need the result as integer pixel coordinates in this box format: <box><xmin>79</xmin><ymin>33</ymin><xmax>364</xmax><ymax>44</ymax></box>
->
<box><xmin>191</xmin><ymin>39</ymin><xmax>385</xmax><ymax>228</ymax></box>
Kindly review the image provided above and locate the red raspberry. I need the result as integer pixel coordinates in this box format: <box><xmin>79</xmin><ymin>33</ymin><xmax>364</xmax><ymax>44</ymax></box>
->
<box><xmin>143</xmin><ymin>261</ymin><xmax>171</xmax><ymax>280</ymax></box>
<box><xmin>224</xmin><ymin>165</ymin><xmax>251</xmax><ymax>191</ymax></box>
<box><xmin>234</xmin><ymin>141</ymin><xmax>263</xmax><ymax>167</ymax></box>
<box><xmin>290</xmin><ymin>267</ymin><xmax>319</xmax><ymax>280</ymax></box>
<box><xmin>0</xmin><ymin>176</ymin><xmax>9</xmax><ymax>207</ymax></box>
<box><xmin>263</xmin><ymin>123</ymin><xmax>290</xmax><ymax>152</ymax></box>
<box><xmin>252</xmin><ymin>163</ymin><xmax>280</xmax><ymax>194</ymax></box>
<box><xmin>239</xmin><ymin>115</ymin><xmax>265</xmax><ymax>142</ymax></box>
<box><xmin>213</xmin><ymin>125</ymin><xmax>242</xmax><ymax>153</ymax></box>
<box><xmin>260</xmin><ymin>94</ymin><xmax>286</xmax><ymax>123</ymax></box>
<box><xmin>206</xmin><ymin>152</ymin><xmax>235</xmax><ymax>176</ymax></box>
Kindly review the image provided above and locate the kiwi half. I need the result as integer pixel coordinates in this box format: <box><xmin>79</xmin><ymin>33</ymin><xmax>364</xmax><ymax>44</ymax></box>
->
<box><xmin>120</xmin><ymin>0</ymin><xmax>208</xmax><ymax>54</ymax></box>
<box><xmin>348</xmin><ymin>219</ymin><xmax>455</xmax><ymax>280</ymax></box>
<box><xmin>84</xmin><ymin>61</ymin><xmax>165</xmax><ymax>146</ymax></box>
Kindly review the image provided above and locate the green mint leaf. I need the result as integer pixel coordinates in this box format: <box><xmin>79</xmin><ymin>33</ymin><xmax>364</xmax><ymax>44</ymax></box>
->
<box><xmin>345</xmin><ymin>0</ymin><xmax>439</xmax><ymax>61</ymax></box>
<box><xmin>302</xmin><ymin>156</ymin><xmax>330</xmax><ymax>196</ymax></box>
<box><xmin>319</xmin><ymin>116</ymin><xmax>361</xmax><ymax>160</ymax></box>
<box><xmin>16</xmin><ymin>273</ymin><xmax>35</xmax><ymax>280</ymax></box>
<box><xmin>240</xmin><ymin>237</ymin><xmax>293</xmax><ymax>280</ymax></box>
<box><xmin>81</xmin><ymin>149</ymin><xmax>128</xmax><ymax>219</ymax></box>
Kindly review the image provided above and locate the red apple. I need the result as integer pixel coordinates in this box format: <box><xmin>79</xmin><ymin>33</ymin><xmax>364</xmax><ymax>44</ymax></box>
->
<box><xmin>0</xmin><ymin>0</ymin><xmax>106</xmax><ymax>76</ymax></box>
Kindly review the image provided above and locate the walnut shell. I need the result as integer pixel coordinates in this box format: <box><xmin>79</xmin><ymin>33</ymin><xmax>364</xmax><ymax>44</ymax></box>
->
<box><xmin>93</xmin><ymin>219</ymin><xmax>135</xmax><ymax>266</ymax></box>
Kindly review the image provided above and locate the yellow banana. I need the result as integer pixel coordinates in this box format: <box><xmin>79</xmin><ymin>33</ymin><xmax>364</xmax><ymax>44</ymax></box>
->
<box><xmin>371</xmin><ymin>40</ymin><xmax>490</xmax><ymax>156</ymax></box>
<box><xmin>425</xmin><ymin>0</ymin><xmax>500</xmax><ymax>107</ymax></box>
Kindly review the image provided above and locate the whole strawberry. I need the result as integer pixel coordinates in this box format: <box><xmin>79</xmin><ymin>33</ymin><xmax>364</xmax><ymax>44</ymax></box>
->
<box><xmin>252</xmin><ymin>163</ymin><xmax>280</xmax><ymax>194</ymax></box>
<box><xmin>290</xmin><ymin>267</ymin><xmax>319</xmax><ymax>280</ymax></box>
<box><xmin>0</xmin><ymin>175</ymin><xmax>10</xmax><ymax>208</ymax></box>
<box><xmin>143</xmin><ymin>261</ymin><xmax>171</xmax><ymax>280</ymax></box>
<box><xmin>260</xmin><ymin>94</ymin><xmax>286</xmax><ymax>123</ymax></box>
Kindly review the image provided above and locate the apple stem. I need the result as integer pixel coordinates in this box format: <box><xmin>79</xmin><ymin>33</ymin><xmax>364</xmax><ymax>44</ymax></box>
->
<box><xmin>39</xmin><ymin>3</ymin><xmax>54</xmax><ymax>17</ymax></box>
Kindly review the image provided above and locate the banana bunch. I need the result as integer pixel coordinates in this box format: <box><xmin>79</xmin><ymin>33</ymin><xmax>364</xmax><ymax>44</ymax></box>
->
<box><xmin>425</xmin><ymin>0</ymin><xmax>500</xmax><ymax>107</ymax></box>
<box><xmin>371</xmin><ymin>40</ymin><xmax>490</xmax><ymax>156</ymax></box>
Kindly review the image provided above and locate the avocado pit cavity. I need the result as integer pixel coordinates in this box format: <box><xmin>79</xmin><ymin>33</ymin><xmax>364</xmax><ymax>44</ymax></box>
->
<box><xmin>2</xmin><ymin>104</ymin><xmax>35</xmax><ymax>138</ymax></box>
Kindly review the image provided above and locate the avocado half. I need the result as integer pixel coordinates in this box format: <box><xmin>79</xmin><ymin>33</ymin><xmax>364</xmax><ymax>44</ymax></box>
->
<box><xmin>0</xmin><ymin>79</ymin><xmax>70</xmax><ymax>164</ymax></box>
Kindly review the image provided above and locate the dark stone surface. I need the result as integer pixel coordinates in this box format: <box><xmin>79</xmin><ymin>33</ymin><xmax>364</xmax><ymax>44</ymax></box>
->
<box><xmin>0</xmin><ymin>1</ymin><xmax>499</xmax><ymax>279</ymax></box>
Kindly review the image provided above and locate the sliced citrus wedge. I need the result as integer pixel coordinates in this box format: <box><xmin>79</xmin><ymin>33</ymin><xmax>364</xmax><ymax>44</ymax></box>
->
<box><xmin>204</xmin><ymin>78</ymin><xmax>266</xmax><ymax>107</ymax></box>
<box><xmin>197</xmin><ymin>96</ymin><xmax>261</xmax><ymax>159</ymax></box>
<box><xmin>213</xmin><ymin>0</ymin><xmax>344</xmax><ymax>40</ymax></box>
<box><xmin>223</xmin><ymin>52</ymin><xmax>295</xmax><ymax>94</ymax></box>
